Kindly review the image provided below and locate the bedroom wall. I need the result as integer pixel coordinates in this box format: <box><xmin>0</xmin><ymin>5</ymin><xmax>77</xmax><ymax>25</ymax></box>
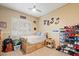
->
<box><xmin>38</xmin><ymin>3</ymin><xmax>79</xmax><ymax>47</ymax></box>
<box><xmin>0</xmin><ymin>6</ymin><xmax>39</xmax><ymax>40</ymax></box>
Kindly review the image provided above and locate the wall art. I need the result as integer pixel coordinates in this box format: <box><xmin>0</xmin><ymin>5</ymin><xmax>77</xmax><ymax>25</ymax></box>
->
<box><xmin>44</xmin><ymin>17</ymin><xmax>60</xmax><ymax>25</ymax></box>
<box><xmin>55</xmin><ymin>17</ymin><xmax>60</xmax><ymax>24</ymax></box>
<box><xmin>33</xmin><ymin>21</ymin><xmax>36</xmax><ymax>24</ymax></box>
<box><xmin>34</xmin><ymin>27</ymin><xmax>36</xmax><ymax>31</ymax></box>
<box><xmin>0</xmin><ymin>21</ymin><xmax>7</xmax><ymax>28</ymax></box>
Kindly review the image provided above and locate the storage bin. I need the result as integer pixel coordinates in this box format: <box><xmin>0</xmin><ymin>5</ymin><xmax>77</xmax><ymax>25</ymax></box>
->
<box><xmin>14</xmin><ymin>45</ymin><xmax>21</xmax><ymax>51</ymax></box>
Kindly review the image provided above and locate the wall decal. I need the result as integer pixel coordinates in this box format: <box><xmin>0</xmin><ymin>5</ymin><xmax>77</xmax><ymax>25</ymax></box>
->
<box><xmin>47</xmin><ymin>20</ymin><xmax>50</xmax><ymax>25</ymax></box>
<box><xmin>50</xmin><ymin>18</ymin><xmax>54</xmax><ymax>24</ymax></box>
<box><xmin>44</xmin><ymin>17</ymin><xmax>60</xmax><ymax>25</ymax></box>
<box><xmin>55</xmin><ymin>17</ymin><xmax>60</xmax><ymax>24</ymax></box>
<box><xmin>44</xmin><ymin>20</ymin><xmax>47</xmax><ymax>25</ymax></box>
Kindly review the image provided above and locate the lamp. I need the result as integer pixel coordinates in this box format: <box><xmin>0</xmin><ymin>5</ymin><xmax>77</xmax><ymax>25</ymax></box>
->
<box><xmin>32</xmin><ymin>8</ymin><xmax>36</xmax><ymax>12</ymax></box>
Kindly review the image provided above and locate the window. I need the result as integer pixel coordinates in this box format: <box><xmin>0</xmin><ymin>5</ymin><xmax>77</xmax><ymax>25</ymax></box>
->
<box><xmin>11</xmin><ymin>17</ymin><xmax>32</xmax><ymax>37</ymax></box>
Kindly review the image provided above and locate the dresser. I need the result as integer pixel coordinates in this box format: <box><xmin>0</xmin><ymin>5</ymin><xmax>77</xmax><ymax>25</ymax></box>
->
<box><xmin>0</xmin><ymin>31</ymin><xmax>2</xmax><ymax>56</ymax></box>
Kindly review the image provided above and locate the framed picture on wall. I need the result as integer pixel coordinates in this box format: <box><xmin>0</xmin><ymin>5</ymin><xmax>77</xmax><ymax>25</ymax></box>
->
<box><xmin>33</xmin><ymin>21</ymin><xmax>36</xmax><ymax>24</ymax></box>
<box><xmin>0</xmin><ymin>21</ymin><xmax>7</xmax><ymax>28</ymax></box>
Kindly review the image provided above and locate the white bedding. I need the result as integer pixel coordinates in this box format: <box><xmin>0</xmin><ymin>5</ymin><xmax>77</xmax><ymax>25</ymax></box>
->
<box><xmin>26</xmin><ymin>35</ymin><xmax>46</xmax><ymax>44</ymax></box>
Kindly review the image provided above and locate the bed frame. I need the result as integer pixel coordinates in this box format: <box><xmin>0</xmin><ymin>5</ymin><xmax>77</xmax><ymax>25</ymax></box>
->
<box><xmin>21</xmin><ymin>38</ymin><xmax>47</xmax><ymax>54</ymax></box>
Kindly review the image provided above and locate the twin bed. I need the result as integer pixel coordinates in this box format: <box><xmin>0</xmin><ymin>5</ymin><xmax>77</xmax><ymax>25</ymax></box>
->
<box><xmin>21</xmin><ymin>32</ymin><xmax>47</xmax><ymax>54</ymax></box>
<box><xmin>27</xmin><ymin>35</ymin><xmax>46</xmax><ymax>44</ymax></box>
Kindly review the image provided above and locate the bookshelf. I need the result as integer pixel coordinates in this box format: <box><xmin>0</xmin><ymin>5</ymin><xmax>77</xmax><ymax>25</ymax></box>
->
<box><xmin>60</xmin><ymin>25</ymin><xmax>79</xmax><ymax>56</ymax></box>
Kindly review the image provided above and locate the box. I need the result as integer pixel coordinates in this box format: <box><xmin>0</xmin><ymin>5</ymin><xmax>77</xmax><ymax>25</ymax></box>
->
<box><xmin>14</xmin><ymin>45</ymin><xmax>21</xmax><ymax>51</ymax></box>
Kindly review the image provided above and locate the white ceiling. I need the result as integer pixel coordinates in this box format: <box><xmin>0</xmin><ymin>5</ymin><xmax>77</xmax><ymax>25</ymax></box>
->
<box><xmin>0</xmin><ymin>3</ymin><xmax>66</xmax><ymax>17</ymax></box>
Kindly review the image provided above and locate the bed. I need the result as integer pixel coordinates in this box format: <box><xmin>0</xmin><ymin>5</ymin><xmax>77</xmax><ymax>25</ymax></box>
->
<box><xmin>21</xmin><ymin>32</ymin><xmax>47</xmax><ymax>54</ymax></box>
<box><xmin>27</xmin><ymin>35</ymin><xmax>46</xmax><ymax>44</ymax></box>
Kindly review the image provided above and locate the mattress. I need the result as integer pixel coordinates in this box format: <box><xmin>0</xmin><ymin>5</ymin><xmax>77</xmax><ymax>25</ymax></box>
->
<box><xmin>26</xmin><ymin>35</ymin><xmax>46</xmax><ymax>44</ymax></box>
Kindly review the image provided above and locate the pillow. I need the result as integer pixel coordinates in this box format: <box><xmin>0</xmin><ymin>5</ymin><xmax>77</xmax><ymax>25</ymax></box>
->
<box><xmin>41</xmin><ymin>33</ymin><xmax>45</xmax><ymax>36</ymax></box>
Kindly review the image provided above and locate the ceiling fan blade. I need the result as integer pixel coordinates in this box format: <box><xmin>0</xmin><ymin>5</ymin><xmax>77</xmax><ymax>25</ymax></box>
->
<box><xmin>28</xmin><ymin>4</ymin><xmax>42</xmax><ymax>13</ymax></box>
<box><xmin>36</xmin><ymin>9</ymin><xmax>42</xmax><ymax>13</ymax></box>
<box><xmin>28</xmin><ymin>8</ymin><xmax>32</xmax><ymax>10</ymax></box>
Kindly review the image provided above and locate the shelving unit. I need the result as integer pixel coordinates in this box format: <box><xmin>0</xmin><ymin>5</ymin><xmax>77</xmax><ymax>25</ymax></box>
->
<box><xmin>60</xmin><ymin>25</ymin><xmax>79</xmax><ymax>56</ymax></box>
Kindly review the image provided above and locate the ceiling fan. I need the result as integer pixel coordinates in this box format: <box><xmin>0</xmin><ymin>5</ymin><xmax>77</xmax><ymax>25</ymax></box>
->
<box><xmin>28</xmin><ymin>4</ymin><xmax>42</xmax><ymax>13</ymax></box>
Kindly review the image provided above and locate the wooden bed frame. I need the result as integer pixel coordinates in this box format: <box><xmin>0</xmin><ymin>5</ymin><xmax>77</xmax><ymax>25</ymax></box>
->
<box><xmin>21</xmin><ymin>38</ymin><xmax>47</xmax><ymax>54</ymax></box>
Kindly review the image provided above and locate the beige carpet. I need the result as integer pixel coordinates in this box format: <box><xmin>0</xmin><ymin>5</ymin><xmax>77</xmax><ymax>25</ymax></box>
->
<box><xmin>2</xmin><ymin>47</ymin><xmax>70</xmax><ymax>56</ymax></box>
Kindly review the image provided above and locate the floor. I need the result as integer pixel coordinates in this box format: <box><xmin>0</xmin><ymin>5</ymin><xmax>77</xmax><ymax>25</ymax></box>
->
<box><xmin>2</xmin><ymin>47</ymin><xmax>70</xmax><ymax>56</ymax></box>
